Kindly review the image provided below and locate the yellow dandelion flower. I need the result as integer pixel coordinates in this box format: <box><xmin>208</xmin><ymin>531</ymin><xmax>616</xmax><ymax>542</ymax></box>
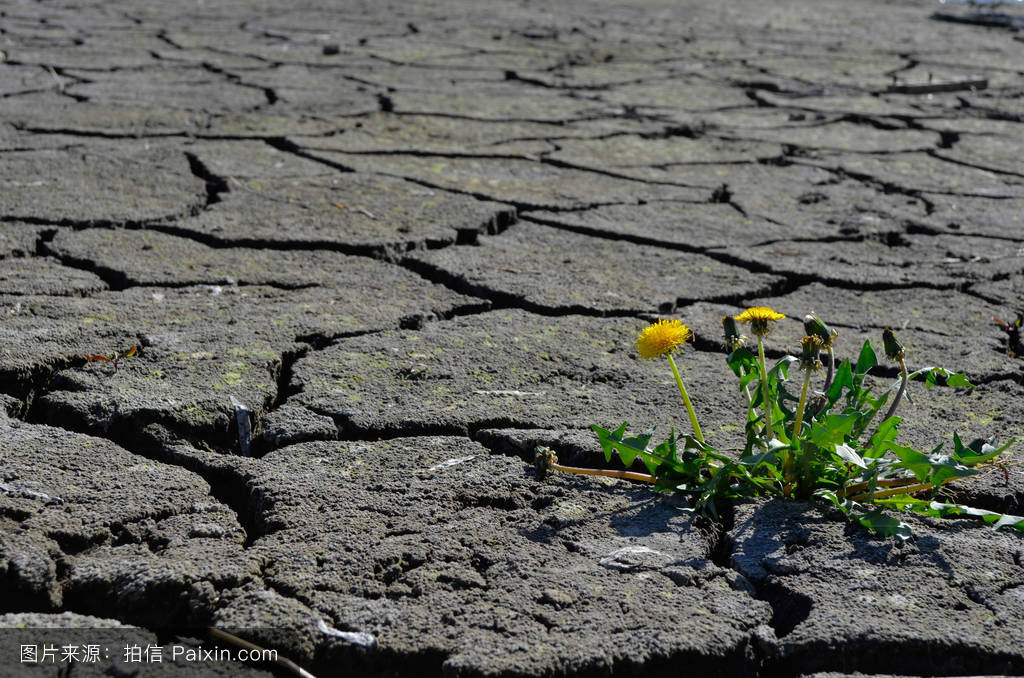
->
<box><xmin>636</xmin><ymin>319</ymin><xmax>692</xmax><ymax>360</ymax></box>
<box><xmin>735</xmin><ymin>306</ymin><xmax>786</xmax><ymax>337</ymax></box>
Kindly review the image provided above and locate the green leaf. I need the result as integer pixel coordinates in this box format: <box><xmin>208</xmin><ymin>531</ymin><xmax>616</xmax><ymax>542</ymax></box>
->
<box><xmin>808</xmin><ymin>413</ymin><xmax>859</xmax><ymax>449</ymax></box>
<box><xmin>953</xmin><ymin>435</ymin><xmax>1014</xmax><ymax>466</ymax></box>
<box><xmin>854</xmin><ymin>340</ymin><xmax>877</xmax><ymax>376</ymax></box>
<box><xmin>827</xmin><ymin>361</ymin><xmax>854</xmax><ymax>404</ymax></box>
<box><xmin>835</xmin><ymin>443</ymin><xmax>868</xmax><ymax>469</ymax></box>
<box><xmin>866</xmin><ymin>416</ymin><xmax>902</xmax><ymax>459</ymax></box>
<box><xmin>926</xmin><ymin>502</ymin><xmax>1024</xmax><ymax>533</ymax></box>
<box><xmin>814</xmin><ymin>488</ymin><xmax>843</xmax><ymax>509</ymax></box>
<box><xmin>726</xmin><ymin>348</ymin><xmax>758</xmax><ymax>378</ymax></box>
<box><xmin>947</xmin><ymin>372</ymin><xmax>973</xmax><ymax>388</ymax></box>
<box><xmin>647</xmin><ymin>435</ymin><xmax>678</xmax><ymax>476</ymax></box>
<box><xmin>768</xmin><ymin>355</ymin><xmax>798</xmax><ymax>381</ymax></box>
<box><xmin>889</xmin><ymin>444</ymin><xmax>977</xmax><ymax>485</ymax></box>
<box><xmin>886</xmin><ymin>444</ymin><xmax>934</xmax><ymax>482</ymax></box>
<box><xmin>592</xmin><ymin>423</ymin><xmax>652</xmax><ymax>467</ymax></box>
<box><xmin>908</xmin><ymin>366</ymin><xmax>974</xmax><ymax>389</ymax></box>
<box><xmin>855</xmin><ymin>507</ymin><xmax>914</xmax><ymax>542</ymax></box>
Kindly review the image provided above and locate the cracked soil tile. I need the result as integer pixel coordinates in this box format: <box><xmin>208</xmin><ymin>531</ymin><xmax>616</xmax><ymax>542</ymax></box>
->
<box><xmin>526</xmin><ymin>203</ymin><xmax>795</xmax><ymax>249</ymax></box>
<box><xmin>220</xmin><ymin>436</ymin><xmax>772</xmax><ymax>677</ymax></box>
<box><xmin>0</xmin><ymin>141</ymin><xmax>206</xmax><ymax>225</ymax></box>
<box><xmin>310</xmin><ymin>152</ymin><xmax>705</xmax><ymax>210</ymax></box>
<box><xmin>729</xmin><ymin>499</ymin><xmax>1024</xmax><ymax>676</ymax></box>
<box><xmin>714</xmin><ymin>232</ymin><xmax>1024</xmax><ymax>291</ymax></box>
<box><xmin>0</xmin><ymin>281</ymin><xmax>482</xmax><ymax>447</ymax></box>
<box><xmin>0</xmin><ymin>418</ymin><xmax>258</xmax><ymax>628</ymax></box>
<box><xmin>291</xmin><ymin>309</ymin><xmax>771</xmax><ymax>449</ymax></box>
<box><xmin>405</xmin><ymin>220</ymin><xmax>783</xmax><ymax>314</ymax></box>
<box><xmin>171</xmin><ymin>170</ymin><xmax>516</xmax><ymax>254</ymax></box>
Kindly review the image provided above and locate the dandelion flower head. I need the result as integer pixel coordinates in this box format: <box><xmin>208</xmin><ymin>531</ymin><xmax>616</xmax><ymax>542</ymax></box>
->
<box><xmin>636</xmin><ymin>318</ymin><xmax>691</xmax><ymax>360</ymax></box>
<box><xmin>735</xmin><ymin>306</ymin><xmax>786</xmax><ymax>337</ymax></box>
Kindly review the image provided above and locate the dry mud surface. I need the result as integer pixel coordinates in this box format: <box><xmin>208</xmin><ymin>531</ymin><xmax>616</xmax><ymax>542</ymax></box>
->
<box><xmin>1</xmin><ymin>0</ymin><xmax>1024</xmax><ymax>676</ymax></box>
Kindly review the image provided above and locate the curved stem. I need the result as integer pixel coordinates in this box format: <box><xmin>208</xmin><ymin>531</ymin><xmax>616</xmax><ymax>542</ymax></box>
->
<box><xmin>837</xmin><ymin>476</ymin><xmax>923</xmax><ymax>499</ymax></box>
<box><xmin>850</xmin><ymin>481</ymin><xmax>932</xmax><ymax>503</ymax></box>
<box><xmin>814</xmin><ymin>349</ymin><xmax>835</xmax><ymax>416</ymax></box>
<box><xmin>881</xmin><ymin>356</ymin><xmax>909</xmax><ymax>422</ymax></box>
<box><xmin>667</xmin><ymin>354</ymin><xmax>704</xmax><ymax>443</ymax></box>
<box><xmin>550</xmin><ymin>462</ymin><xmax>657</xmax><ymax>484</ymax></box>
<box><xmin>783</xmin><ymin>370</ymin><xmax>814</xmax><ymax>497</ymax></box>
<box><xmin>756</xmin><ymin>335</ymin><xmax>773</xmax><ymax>438</ymax></box>
<box><xmin>793</xmin><ymin>368</ymin><xmax>812</xmax><ymax>441</ymax></box>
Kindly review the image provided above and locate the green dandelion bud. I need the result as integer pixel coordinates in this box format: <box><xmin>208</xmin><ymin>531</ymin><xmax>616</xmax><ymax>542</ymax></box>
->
<box><xmin>722</xmin><ymin>315</ymin><xmax>746</xmax><ymax>350</ymax></box>
<box><xmin>882</xmin><ymin>327</ymin><xmax>906</xmax><ymax>362</ymax></box>
<box><xmin>803</xmin><ymin>313</ymin><xmax>837</xmax><ymax>349</ymax></box>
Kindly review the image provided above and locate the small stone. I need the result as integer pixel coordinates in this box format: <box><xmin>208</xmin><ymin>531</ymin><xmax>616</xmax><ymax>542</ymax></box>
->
<box><xmin>539</xmin><ymin>588</ymin><xmax>574</xmax><ymax>608</ymax></box>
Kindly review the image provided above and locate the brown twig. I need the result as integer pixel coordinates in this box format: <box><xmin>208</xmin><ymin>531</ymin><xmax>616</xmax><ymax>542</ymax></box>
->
<box><xmin>208</xmin><ymin>627</ymin><xmax>318</xmax><ymax>678</ymax></box>
<box><xmin>550</xmin><ymin>462</ymin><xmax>657</xmax><ymax>484</ymax></box>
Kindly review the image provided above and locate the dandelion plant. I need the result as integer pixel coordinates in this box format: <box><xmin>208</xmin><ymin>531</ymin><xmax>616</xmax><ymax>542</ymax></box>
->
<box><xmin>537</xmin><ymin>311</ymin><xmax>1022</xmax><ymax>540</ymax></box>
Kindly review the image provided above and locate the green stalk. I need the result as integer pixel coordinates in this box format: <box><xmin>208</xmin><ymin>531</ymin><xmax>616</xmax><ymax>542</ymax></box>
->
<box><xmin>882</xmin><ymin>356</ymin><xmax>909</xmax><ymax>423</ymax></box>
<box><xmin>667</xmin><ymin>354</ymin><xmax>704</xmax><ymax>443</ymax></box>
<box><xmin>756</xmin><ymin>335</ymin><xmax>773</xmax><ymax>437</ymax></box>
<box><xmin>790</xmin><ymin>368</ymin><xmax>813</xmax><ymax>499</ymax></box>
<box><xmin>813</xmin><ymin>349</ymin><xmax>834</xmax><ymax>416</ymax></box>
<box><xmin>551</xmin><ymin>461</ymin><xmax>657</xmax><ymax>484</ymax></box>
<box><xmin>793</xmin><ymin>368</ymin><xmax>812</xmax><ymax>441</ymax></box>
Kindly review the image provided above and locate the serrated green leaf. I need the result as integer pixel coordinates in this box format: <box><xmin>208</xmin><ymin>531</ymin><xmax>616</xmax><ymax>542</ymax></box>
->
<box><xmin>768</xmin><ymin>355</ymin><xmax>798</xmax><ymax>381</ymax></box>
<box><xmin>827</xmin><ymin>361</ymin><xmax>854</xmax><ymax>404</ymax></box>
<box><xmin>855</xmin><ymin>507</ymin><xmax>914</xmax><ymax>542</ymax></box>
<box><xmin>866</xmin><ymin>416</ymin><xmax>902</xmax><ymax>459</ymax></box>
<box><xmin>947</xmin><ymin>372</ymin><xmax>972</xmax><ymax>388</ymax></box>
<box><xmin>592</xmin><ymin>422</ymin><xmax>651</xmax><ymax>467</ymax></box>
<box><xmin>908</xmin><ymin>366</ymin><xmax>974</xmax><ymax>389</ymax></box>
<box><xmin>889</xmin><ymin>444</ymin><xmax>977</xmax><ymax>484</ymax></box>
<box><xmin>927</xmin><ymin>502</ymin><xmax>1024</xmax><ymax>533</ymax></box>
<box><xmin>808</xmin><ymin>413</ymin><xmax>859</xmax><ymax>449</ymax></box>
<box><xmin>855</xmin><ymin>340</ymin><xmax>877</xmax><ymax>376</ymax></box>
<box><xmin>953</xmin><ymin>436</ymin><xmax>1013</xmax><ymax>466</ymax></box>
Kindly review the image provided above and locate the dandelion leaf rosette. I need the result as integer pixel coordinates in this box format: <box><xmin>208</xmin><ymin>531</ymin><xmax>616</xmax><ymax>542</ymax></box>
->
<box><xmin>576</xmin><ymin>319</ymin><xmax>1019</xmax><ymax>541</ymax></box>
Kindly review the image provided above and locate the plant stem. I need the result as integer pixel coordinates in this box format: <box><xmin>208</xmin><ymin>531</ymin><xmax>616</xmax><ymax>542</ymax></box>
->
<box><xmin>881</xmin><ymin>356</ymin><xmax>909</xmax><ymax>423</ymax></box>
<box><xmin>814</xmin><ymin>349</ymin><xmax>834</xmax><ymax>416</ymax></box>
<box><xmin>550</xmin><ymin>461</ymin><xmax>657</xmax><ymax>484</ymax></box>
<box><xmin>837</xmin><ymin>477</ymin><xmax>919</xmax><ymax>498</ymax></box>
<box><xmin>849</xmin><ymin>481</ymin><xmax>934</xmax><ymax>503</ymax></box>
<box><xmin>667</xmin><ymin>354</ymin><xmax>704</xmax><ymax>443</ymax></box>
<box><xmin>785</xmin><ymin>368</ymin><xmax>814</xmax><ymax>499</ymax></box>
<box><xmin>756</xmin><ymin>335</ymin><xmax>773</xmax><ymax>438</ymax></box>
<box><xmin>842</xmin><ymin>474</ymin><xmax>963</xmax><ymax>502</ymax></box>
<box><xmin>793</xmin><ymin>368</ymin><xmax>812</xmax><ymax>441</ymax></box>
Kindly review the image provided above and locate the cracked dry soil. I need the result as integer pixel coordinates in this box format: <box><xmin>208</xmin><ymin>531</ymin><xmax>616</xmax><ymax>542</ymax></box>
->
<box><xmin>1</xmin><ymin>0</ymin><xmax>1024</xmax><ymax>676</ymax></box>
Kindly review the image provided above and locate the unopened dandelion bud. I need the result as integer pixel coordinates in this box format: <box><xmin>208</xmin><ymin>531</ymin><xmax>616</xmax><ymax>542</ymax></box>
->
<box><xmin>722</xmin><ymin>315</ymin><xmax>746</xmax><ymax>350</ymax></box>
<box><xmin>534</xmin><ymin>447</ymin><xmax>557</xmax><ymax>480</ymax></box>
<box><xmin>882</xmin><ymin>327</ymin><xmax>906</xmax><ymax>362</ymax></box>
<box><xmin>803</xmin><ymin>313</ymin><xmax>837</xmax><ymax>349</ymax></box>
<box><xmin>799</xmin><ymin>335</ymin><xmax>823</xmax><ymax>371</ymax></box>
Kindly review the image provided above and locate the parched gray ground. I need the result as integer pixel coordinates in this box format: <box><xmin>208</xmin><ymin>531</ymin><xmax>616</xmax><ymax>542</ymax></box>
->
<box><xmin>1</xmin><ymin>0</ymin><xmax>1023</xmax><ymax>677</ymax></box>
